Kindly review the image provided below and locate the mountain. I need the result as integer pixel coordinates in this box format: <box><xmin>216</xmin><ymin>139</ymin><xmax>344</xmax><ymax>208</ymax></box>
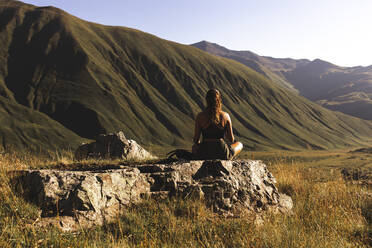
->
<box><xmin>0</xmin><ymin>95</ymin><xmax>82</xmax><ymax>151</ymax></box>
<box><xmin>1</xmin><ymin>1</ymin><xmax>372</xmax><ymax>151</ymax></box>
<box><xmin>192</xmin><ymin>41</ymin><xmax>372</xmax><ymax>120</ymax></box>
<box><xmin>284</xmin><ymin>60</ymin><xmax>372</xmax><ymax>120</ymax></box>
<box><xmin>192</xmin><ymin>41</ymin><xmax>309</xmax><ymax>93</ymax></box>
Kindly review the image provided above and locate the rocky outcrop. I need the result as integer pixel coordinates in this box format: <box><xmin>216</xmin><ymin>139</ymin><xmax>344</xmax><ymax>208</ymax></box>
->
<box><xmin>15</xmin><ymin>160</ymin><xmax>292</xmax><ymax>231</ymax></box>
<box><xmin>74</xmin><ymin>131</ymin><xmax>156</xmax><ymax>161</ymax></box>
<box><xmin>190</xmin><ymin>160</ymin><xmax>292</xmax><ymax>215</ymax></box>
<box><xmin>19</xmin><ymin>167</ymin><xmax>150</xmax><ymax>231</ymax></box>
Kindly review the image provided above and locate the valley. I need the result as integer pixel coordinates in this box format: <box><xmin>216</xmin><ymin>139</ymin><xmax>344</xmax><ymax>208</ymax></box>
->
<box><xmin>193</xmin><ymin>41</ymin><xmax>372</xmax><ymax>120</ymax></box>
<box><xmin>1</xmin><ymin>1</ymin><xmax>372</xmax><ymax>152</ymax></box>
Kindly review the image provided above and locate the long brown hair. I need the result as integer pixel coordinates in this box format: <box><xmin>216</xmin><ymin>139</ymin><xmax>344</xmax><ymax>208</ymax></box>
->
<box><xmin>205</xmin><ymin>89</ymin><xmax>222</xmax><ymax>126</ymax></box>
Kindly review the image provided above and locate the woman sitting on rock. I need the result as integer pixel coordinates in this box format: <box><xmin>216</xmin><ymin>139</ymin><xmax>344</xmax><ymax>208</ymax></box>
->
<box><xmin>192</xmin><ymin>89</ymin><xmax>243</xmax><ymax>160</ymax></box>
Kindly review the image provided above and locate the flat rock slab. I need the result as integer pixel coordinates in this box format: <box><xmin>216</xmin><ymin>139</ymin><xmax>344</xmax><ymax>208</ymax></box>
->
<box><xmin>14</xmin><ymin>160</ymin><xmax>292</xmax><ymax>231</ymax></box>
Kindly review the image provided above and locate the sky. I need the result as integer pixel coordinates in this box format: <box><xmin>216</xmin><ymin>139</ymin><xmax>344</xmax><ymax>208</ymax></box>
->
<box><xmin>20</xmin><ymin>0</ymin><xmax>372</xmax><ymax>67</ymax></box>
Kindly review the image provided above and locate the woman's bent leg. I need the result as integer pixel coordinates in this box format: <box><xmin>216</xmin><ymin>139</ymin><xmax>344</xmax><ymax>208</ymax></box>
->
<box><xmin>231</xmin><ymin>142</ymin><xmax>243</xmax><ymax>157</ymax></box>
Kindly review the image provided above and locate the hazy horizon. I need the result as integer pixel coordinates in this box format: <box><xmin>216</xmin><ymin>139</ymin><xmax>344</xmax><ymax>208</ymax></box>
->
<box><xmin>15</xmin><ymin>0</ymin><xmax>372</xmax><ymax>67</ymax></box>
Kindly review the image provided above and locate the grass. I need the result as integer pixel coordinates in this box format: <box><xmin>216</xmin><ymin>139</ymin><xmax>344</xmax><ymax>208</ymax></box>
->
<box><xmin>244</xmin><ymin>149</ymin><xmax>372</xmax><ymax>175</ymax></box>
<box><xmin>0</xmin><ymin>150</ymin><xmax>371</xmax><ymax>247</ymax></box>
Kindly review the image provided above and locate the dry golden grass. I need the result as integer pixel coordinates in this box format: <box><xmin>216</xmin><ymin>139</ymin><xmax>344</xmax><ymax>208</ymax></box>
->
<box><xmin>0</xmin><ymin>151</ymin><xmax>370</xmax><ymax>247</ymax></box>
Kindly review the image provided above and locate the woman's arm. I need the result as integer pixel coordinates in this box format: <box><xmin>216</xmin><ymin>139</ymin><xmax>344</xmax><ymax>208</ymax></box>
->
<box><xmin>224</xmin><ymin>113</ymin><xmax>235</xmax><ymax>143</ymax></box>
<box><xmin>193</xmin><ymin>113</ymin><xmax>202</xmax><ymax>144</ymax></box>
<box><xmin>192</xmin><ymin>113</ymin><xmax>202</xmax><ymax>155</ymax></box>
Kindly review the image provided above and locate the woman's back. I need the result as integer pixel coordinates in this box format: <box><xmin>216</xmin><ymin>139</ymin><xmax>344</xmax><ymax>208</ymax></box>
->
<box><xmin>199</xmin><ymin>111</ymin><xmax>227</xmax><ymax>140</ymax></box>
<box><xmin>192</xmin><ymin>89</ymin><xmax>243</xmax><ymax>159</ymax></box>
<box><xmin>201</xmin><ymin>122</ymin><xmax>226</xmax><ymax>139</ymax></box>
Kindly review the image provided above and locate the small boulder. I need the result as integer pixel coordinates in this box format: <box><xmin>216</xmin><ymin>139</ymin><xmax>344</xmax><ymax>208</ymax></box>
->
<box><xmin>75</xmin><ymin>131</ymin><xmax>156</xmax><ymax>161</ymax></box>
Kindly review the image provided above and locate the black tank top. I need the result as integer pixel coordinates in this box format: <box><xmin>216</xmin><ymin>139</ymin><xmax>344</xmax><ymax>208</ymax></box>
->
<box><xmin>201</xmin><ymin>122</ymin><xmax>226</xmax><ymax>139</ymax></box>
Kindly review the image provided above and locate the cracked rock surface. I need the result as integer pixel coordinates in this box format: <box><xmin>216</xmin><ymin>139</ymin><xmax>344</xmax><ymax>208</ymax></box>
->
<box><xmin>16</xmin><ymin>160</ymin><xmax>292</xmax><ymax>231</ymax></box>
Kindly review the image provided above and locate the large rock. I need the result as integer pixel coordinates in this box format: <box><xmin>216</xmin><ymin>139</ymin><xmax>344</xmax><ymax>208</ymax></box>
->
<box><xmin>191</xmin><ymin>160</ymin><xmax>290</xmax><ymax>215</ymax></box>
<box><xmin>15</xmin><ymin>160</ymin><xmax>292</xmax><ymax>230</ymax></box>
<box><xmin>74</xmin><ymin>131</ymin><xmax>156</xmax><ymax>161</ymax></box>
<box><xmin>18</xmin><ymin>167</ymin><xmax>150</xmax><ymax>231</ymax></box>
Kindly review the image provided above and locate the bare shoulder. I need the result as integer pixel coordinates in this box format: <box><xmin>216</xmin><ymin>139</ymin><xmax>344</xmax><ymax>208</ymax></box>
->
<box><xmin>221</xmin><ymin>111</ymin><xmax>231</xmax><ymax>121</ymax></box>
<box><xmin>196</xmin><ymin>111</ymin><xmax>207</xmax><ymax>122</ymax></box>
<box><xmin>196</xmin><ymin>111</ymin><xmax>204</xmax><ymax>118</ymax></box>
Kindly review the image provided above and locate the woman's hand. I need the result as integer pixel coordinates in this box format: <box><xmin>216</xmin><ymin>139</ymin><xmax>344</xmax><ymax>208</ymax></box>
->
<box><xmin>192</xmin><ymin>143</ymin><xmax>200</xmax><ymax>155</ymax></box>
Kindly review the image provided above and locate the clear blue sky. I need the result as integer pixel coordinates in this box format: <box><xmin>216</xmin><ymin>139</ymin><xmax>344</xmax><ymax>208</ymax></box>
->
<box><xmin>21</xmin><ymin>0</ymin><xmax>372</xmax><ymax>67</ymax></box>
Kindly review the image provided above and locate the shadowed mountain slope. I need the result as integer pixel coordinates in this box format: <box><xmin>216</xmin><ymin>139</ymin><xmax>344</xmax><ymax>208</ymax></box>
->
<box><xmin>192</xmin><ymin>41</ymin><xmax>372</xmax><ymax>120</ymax></box>
<box><xmin>1</xmin><ymin>1</ymin><xmax>372</xmax><ymax>151</ymax></box>
<box><xmin>0</xmin><ymin>95</ymin><xmax>82</xmax><ymax>151</ymax></box>
<box><xmin>284</xmin><ymin>60</ymin><xmax>372</xmax><ymax>120</ymax></box>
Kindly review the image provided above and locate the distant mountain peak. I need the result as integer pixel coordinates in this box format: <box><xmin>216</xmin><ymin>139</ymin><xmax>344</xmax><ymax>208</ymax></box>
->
<box><xmin>192</xmin><ymin>41</ymin><xmax>231</xmax><ymax>55</ymax></box>
<box><xmin>311</xmin><ymin>58</ymin><xmax>336</xmax><ymax>67</ymax></box>
<box><xmin>192</xmin><ymin>40</ymin><xmax>217</xmax><ymax>47</ymax></box>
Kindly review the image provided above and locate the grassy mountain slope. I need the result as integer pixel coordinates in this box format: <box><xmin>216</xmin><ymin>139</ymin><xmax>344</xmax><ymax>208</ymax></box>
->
<box><xmin>192</xmin><ymin>41</ymin><xmax>372</xmax><ymax>120</ymax></box>
<box><xmin>192</xmin><ymin>41</ymin><xmax>307</xmax><ymax>93</ymax></box>
<box><xmin>0</xmin><ymin>95</ymin><xmax>82</xmax><ymax>151</ymax></box>
<box><xmin>1</xmin><ymin>1</ymin><xmax>372</xmax><ymax>151</ymax></box>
